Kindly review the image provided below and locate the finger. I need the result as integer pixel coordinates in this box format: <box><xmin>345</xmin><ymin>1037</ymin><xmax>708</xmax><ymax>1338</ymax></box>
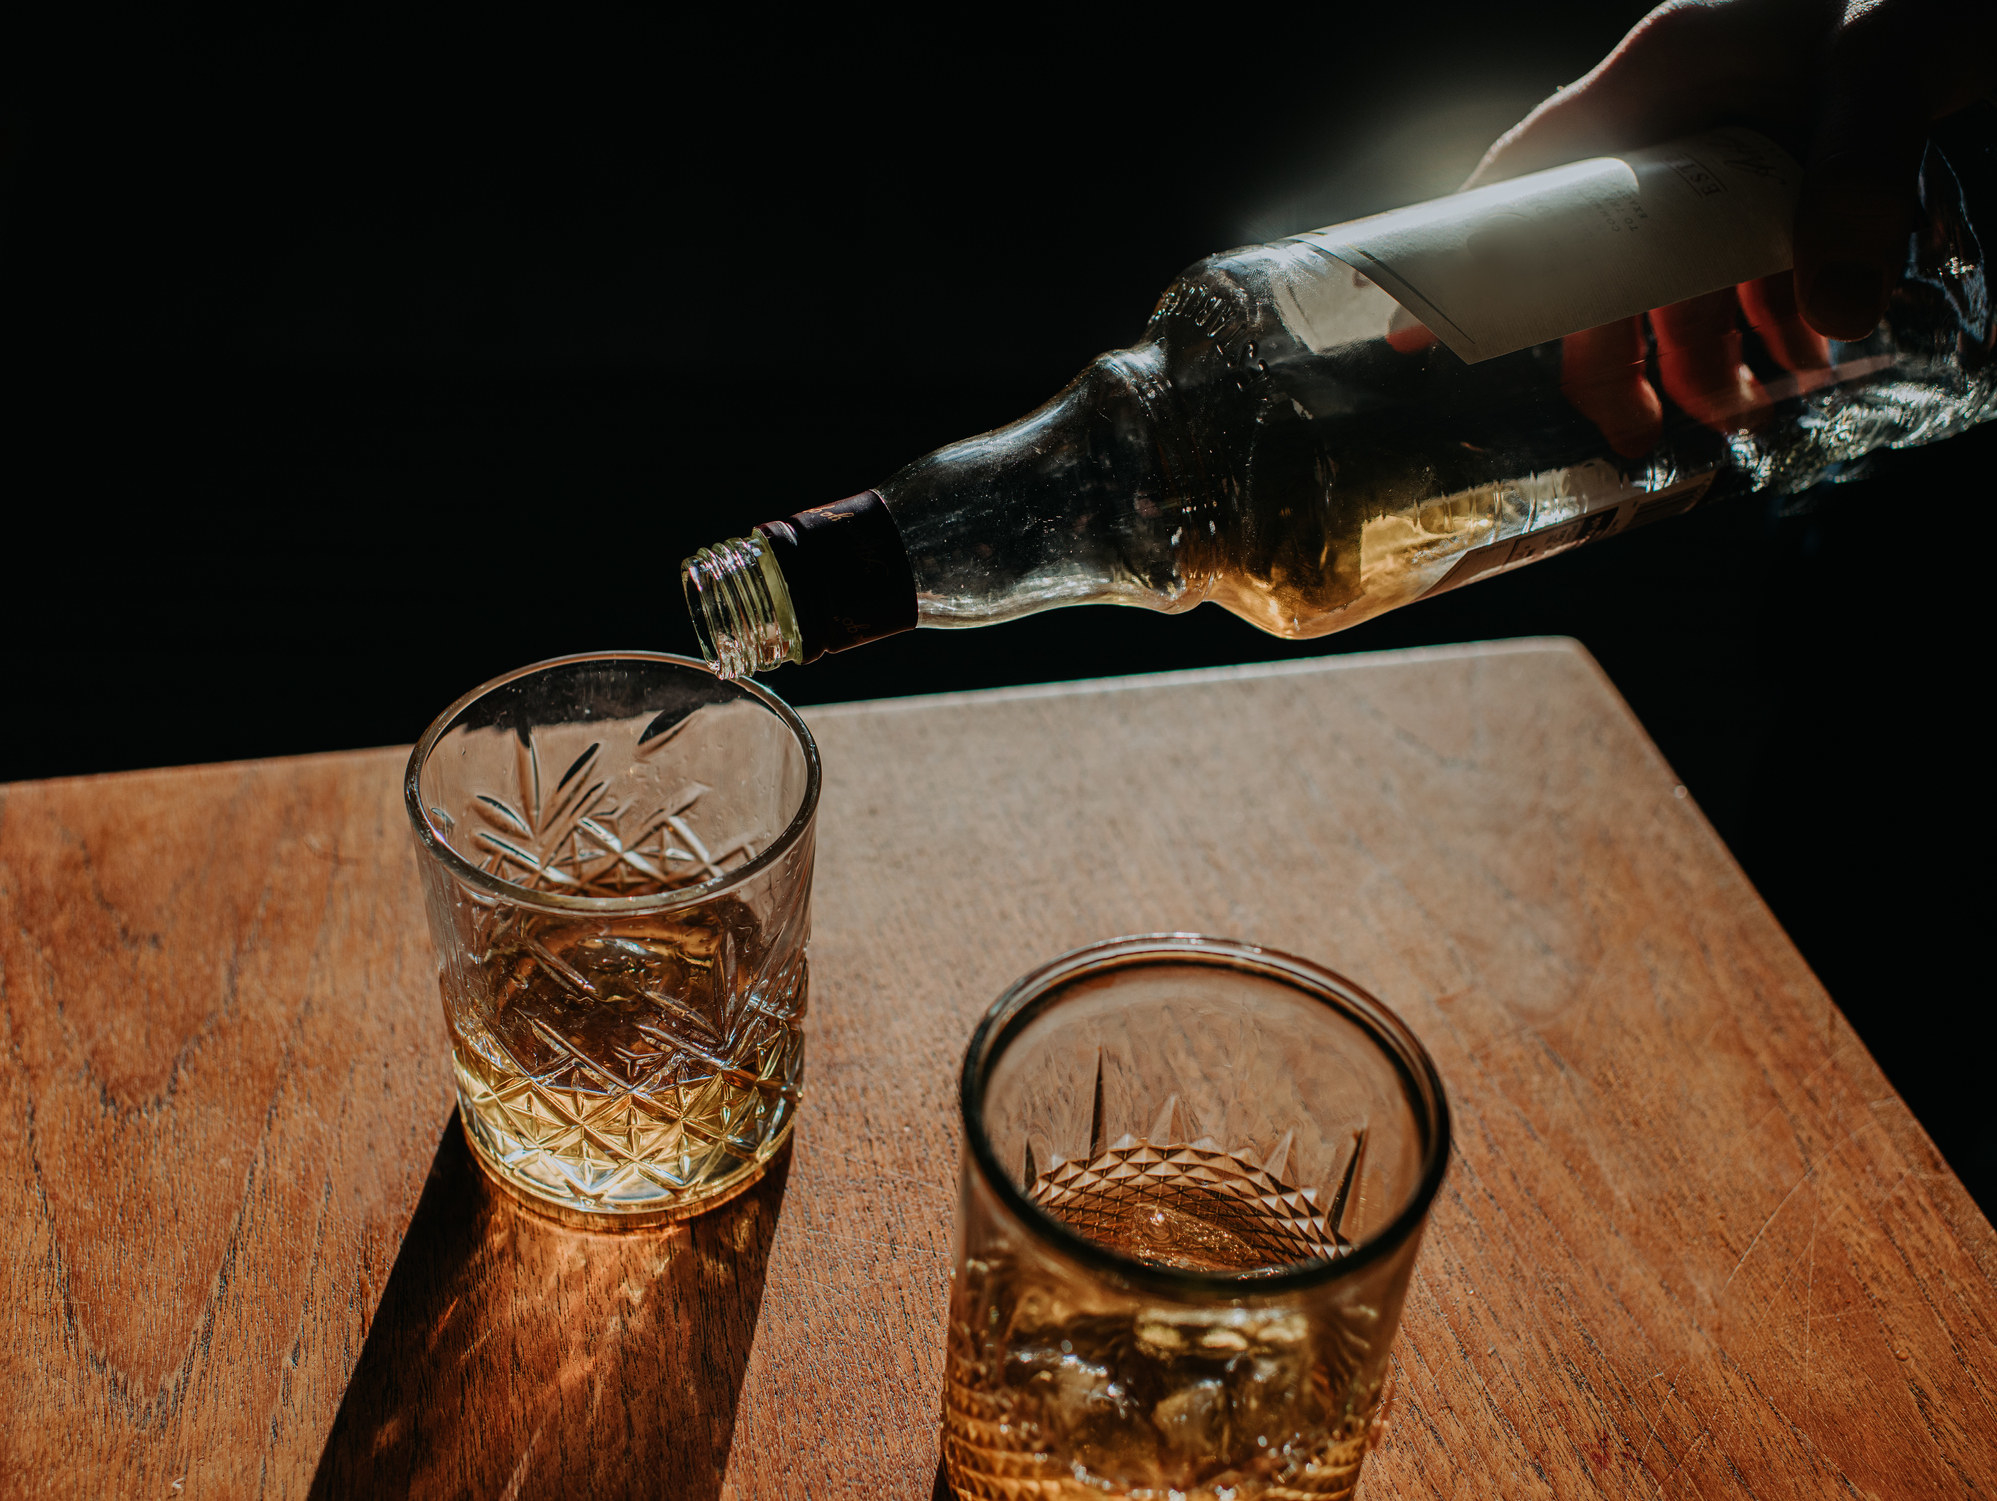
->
<box><xmin>1737</xmin><ymin>272</ymin><xmax>1831</xmax><ymax>375</ymax></box>
<box><xmin>1795</xmin><ymin>0</ymin><xmax>1997</xmax><ymax>339</ymax></box>
<box><xmin>1653</xmin><ymin>289</ymin><xmax>1769</xmax><ymax>431</ymax></box>
<box><xmin>1385</xmin><ymin>304</ymin><xmax>1437</xmax><ymax>353</ymax></box>
<box><xmin>1793</xmin><ymin>103</ymin><xmax>1928</xmax><ymax>338</ymax></box>
<box><xmin>1468</xmin><ymin>1</ymin><xmax>1814</xmax><ymax>187</ymax></box>
<box><xmin>1560</xmin><ymin>317</ymin><xmax>1663</xmax><ymax>458</ymax></box>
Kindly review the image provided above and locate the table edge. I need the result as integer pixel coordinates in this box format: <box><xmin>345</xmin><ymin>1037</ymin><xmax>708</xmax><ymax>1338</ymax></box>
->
<box><xmin>802</xmin><ymin>635</ymin><xmax>1591</xmax><ymax>722</ymax></box>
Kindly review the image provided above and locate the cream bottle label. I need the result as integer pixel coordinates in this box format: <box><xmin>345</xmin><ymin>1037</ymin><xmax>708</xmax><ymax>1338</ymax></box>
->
<box><xmin>1281</xmin><ymin>129</ymin><xmax>1800</xmax><ymax>364</ymax></box>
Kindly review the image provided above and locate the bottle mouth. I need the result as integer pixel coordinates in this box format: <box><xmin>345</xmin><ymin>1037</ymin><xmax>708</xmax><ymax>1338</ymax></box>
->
<box><xmin>681</xmin><ymin>531</ymin><xmax>806</xmax><ymax>680</ymax></box>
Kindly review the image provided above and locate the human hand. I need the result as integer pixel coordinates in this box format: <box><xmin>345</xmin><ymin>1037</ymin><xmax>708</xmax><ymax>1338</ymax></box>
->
<box><xmin>1401</xmin><ymin>0</ymin><xmax>1997</xmax><ymax>456</ymax></box>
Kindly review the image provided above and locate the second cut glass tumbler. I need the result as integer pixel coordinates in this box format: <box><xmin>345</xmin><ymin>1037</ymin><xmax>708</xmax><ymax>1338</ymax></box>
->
<box><xmin>406</xmin><ymin>651</ymin><xmax>819</xmax><ymax>1227</ymax></box>
<box><xmin>945</xmin><ymin>936</ymin><xmax>1450</xmax><ymax>1500</ymax></box>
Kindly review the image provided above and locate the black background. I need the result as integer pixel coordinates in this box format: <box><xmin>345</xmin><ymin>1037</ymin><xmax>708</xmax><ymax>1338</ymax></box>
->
<box><xmin>5</xmin><ymin>8</ymin><xmax>1990</xmax><ymax>1209</ymax></box>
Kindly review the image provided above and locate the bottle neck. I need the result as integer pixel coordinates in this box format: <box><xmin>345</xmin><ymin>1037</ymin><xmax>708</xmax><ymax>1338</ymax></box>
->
<box><xmin>682</xmin><ymin>530</ymin><xmax>806</xmax><ymax>678</ymax></box>
<box><xmin>681</xmin><ymin>492</ymin><xmax>917</xmax><ymax>679</ymax></box>
<box><xmin>880</xmin><ymin>343</ymin><xmax>1212</xmax><ymax>627</ymax></box>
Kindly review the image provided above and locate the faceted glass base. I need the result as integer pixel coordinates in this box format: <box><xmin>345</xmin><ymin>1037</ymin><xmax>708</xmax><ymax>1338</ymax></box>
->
<box><xmin>457</xmin><ymin>1097</ymin><xmax>793</xmax><ymax>1229</ymax></box>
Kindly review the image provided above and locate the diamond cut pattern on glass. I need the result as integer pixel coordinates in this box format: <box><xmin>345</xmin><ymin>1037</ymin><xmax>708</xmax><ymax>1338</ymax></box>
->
<box><xmin>1024</xmin><ymin>1062</ymin><xmax>1363</xmax><ymax>1273</ymax></box>
<box><xmin>1029</xmin><ymin>1135</ymin><xmax>1346</xmax><ymax>1271</ymax></box>
<box><xmin>454</xmin><ymin>957</ymin><xmax>803</xmax><ymax>1208</ymax></box>
<box><xmin>458</xmin><ymin>732</ymin><xmax>760</xmax><ymax>898</ymax></box>
<box><xmin>945</xmin><ymin>1087</ymin><xmax>1374</xmax><ymax>1499</ymax></box>
<box><xmin>428</xmin><ymin>711</ymin><xmax>811</xmax><ymax>1220</ymax></box>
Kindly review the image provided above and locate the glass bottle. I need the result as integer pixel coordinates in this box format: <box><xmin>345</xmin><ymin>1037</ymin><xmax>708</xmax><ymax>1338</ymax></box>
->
<box><xmin>683</xmin><ymin>115</ymin><xmax>1996</xmax><ymax>680</ymax></box>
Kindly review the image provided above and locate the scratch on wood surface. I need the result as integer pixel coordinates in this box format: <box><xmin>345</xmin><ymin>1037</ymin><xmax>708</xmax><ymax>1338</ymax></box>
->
<box><xmin>1876</xmin><ymin>1163</ymin><xmax>1921</xmax><ymax>1208</ymax></box>
<box><xmin>1719</xmin><ymin>1117</ymin><xmax>1889</xmax><ymax>1301</ymax></box>
<box><xmin>496</xmin><ymin>1424</ymin><xmax>543</xmax><ymax>1501</ymax></box>
<box><xmin>1660</xmin><ymin>1427</ymin><xmax>1712</xmax><ymax>1486</ymax></box>
<box><xmin>1720</xmin><ymin>1170</ymin><xmax>1812</xmax><ymax>1301</ymax></box>
<box><xmin>1734</xmin><ymin>1045</ymin><xmax>1851</xmax><ymax>1139</ymax></box>
<box><xmin>1803</xmin><ymin>1196</ymin><xmax>1821</xmax><ymax>1374</ymax></box>
<box><xmin>1626</xmin><ymin>1372</ymin><xmax>1688</xmax><ymax>1491</ymax></box>
<box><xmin>1794</xmin><ymin>1041</ymin><xmax>1853</xmax><ymax>1095</ymax></box>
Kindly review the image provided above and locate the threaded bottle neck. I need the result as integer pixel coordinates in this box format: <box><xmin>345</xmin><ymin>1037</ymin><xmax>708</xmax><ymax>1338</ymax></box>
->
<box><xmin>680</xmin><ymin>530</ymin><xmax>805</xmax><ymax>680</ymax></box>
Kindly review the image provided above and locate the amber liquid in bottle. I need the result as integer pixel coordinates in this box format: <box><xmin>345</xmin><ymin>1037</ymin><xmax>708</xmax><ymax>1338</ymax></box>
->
<box><xmin>685</xmin><ymin>115</ymin><xmax>1997</xmax><ymax>680</ymax></box>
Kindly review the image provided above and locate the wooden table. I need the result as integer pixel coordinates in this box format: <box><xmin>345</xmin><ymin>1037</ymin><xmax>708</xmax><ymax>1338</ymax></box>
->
<box><xmin>5</xmin><ymin>640</ymin><xmax>1992</xmax><ymax>1499</ymax></box>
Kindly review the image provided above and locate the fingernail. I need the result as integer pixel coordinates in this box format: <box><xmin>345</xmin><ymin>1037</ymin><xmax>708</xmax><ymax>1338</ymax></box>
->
<box><xmin>1801</xmin><ymin>261</ymin><xmax>1888</xmax><ymax>341</ymax></box>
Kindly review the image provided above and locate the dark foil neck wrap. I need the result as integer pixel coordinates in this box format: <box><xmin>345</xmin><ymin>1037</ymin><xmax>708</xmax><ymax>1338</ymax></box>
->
<box><xmin>757</xmin><ymin>491</ymin><xmax>917</xmax><ymax>662</ymax></box>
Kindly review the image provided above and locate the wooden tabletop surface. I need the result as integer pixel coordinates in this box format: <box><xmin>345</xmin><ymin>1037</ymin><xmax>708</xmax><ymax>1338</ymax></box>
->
<box><xmin>4</xmin><ymin>639</ymin><xmax>1992</xmax><ymax>1500</ymax></box>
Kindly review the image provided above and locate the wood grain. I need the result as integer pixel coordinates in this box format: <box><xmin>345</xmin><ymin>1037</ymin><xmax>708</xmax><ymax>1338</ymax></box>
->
<box><xmin>7</xmin><ymin>639</ymin><xmax>1994</xmax><ymax>1499</ymax></box>
<box><xmin>712</xmin><ymin>640</ymin><xmax>1996</xmax><ymax>1498</ymax></box>
<box><xmin>307</xmin><ymin>1124</ymin><xmax>787</xmax><ymax>1499</ymax></box>
<box><xmin>0</xmin><ymin>751</ymin><xmax>452</xmax><ymax>1498</ymax></box>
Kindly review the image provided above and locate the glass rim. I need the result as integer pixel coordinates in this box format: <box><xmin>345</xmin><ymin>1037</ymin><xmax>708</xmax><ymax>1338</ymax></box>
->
<box><xmin>403</xmin><ymin>649</ymin><xmax>822</xmax><ymax>915</ymax></box>
<box><xmin>960</xmin><ymin>933</ymin><xmax>1451</xmax><ymax>1297</ymax></box>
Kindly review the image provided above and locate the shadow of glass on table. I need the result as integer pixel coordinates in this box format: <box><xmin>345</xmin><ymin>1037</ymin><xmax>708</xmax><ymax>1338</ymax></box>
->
<box><xmin>310</xmin><ymin>1120</ymin><xmax>791</xmax><ymax>1501</ymax></box>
